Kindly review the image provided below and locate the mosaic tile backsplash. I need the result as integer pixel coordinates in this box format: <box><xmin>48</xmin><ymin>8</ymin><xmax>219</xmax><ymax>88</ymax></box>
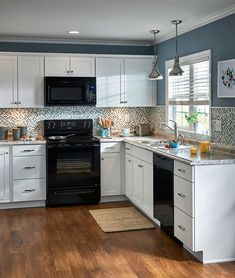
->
<box><xmin>0</xmin><ymin>107</ymin><xmax>151</xmax><ymax>136</ymax></box>
<box><xmin>0</xmin><ymin>106</ymin><xmax>234</xmax><ymax>147</ymax></box>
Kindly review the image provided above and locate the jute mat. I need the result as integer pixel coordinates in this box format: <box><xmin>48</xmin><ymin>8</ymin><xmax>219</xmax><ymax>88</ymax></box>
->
<box><xmin>89</xmin><ymin>207</ymin><xmax>155</xmax><ymax>232</ymax></box>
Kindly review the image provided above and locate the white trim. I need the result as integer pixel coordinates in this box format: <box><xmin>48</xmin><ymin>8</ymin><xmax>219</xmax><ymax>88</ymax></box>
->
<box><xmin>158</xmin><ymin>5</ymin><xmax>235</xmax><ymax>43</ymax></box>
<box><xmin>0</xmin><ymin>36</ymin><xmax>151</xmax><ymax>47</ymax></box>
<box><xmin>165</xmin><ymin>50</ymin><xmax>211</xmax><ymax>138</ymax></box>
<box><xmin>0</xmin><ymin>201</ymin><xmax>45</xmax><ymax>209</ymax></box>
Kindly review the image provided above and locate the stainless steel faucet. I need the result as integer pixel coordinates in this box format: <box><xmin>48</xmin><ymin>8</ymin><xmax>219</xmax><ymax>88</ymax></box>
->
<box><xmin>160</xmin><ymin>120</ymin><xmax>179</xmax><ymax>141</ymax></box>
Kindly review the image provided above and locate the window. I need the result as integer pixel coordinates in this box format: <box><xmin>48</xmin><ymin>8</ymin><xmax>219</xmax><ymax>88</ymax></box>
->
<box><xmin>166</xmin><ymin>50</ymin><xmax>211</xmax><ymax>137</ymax></box>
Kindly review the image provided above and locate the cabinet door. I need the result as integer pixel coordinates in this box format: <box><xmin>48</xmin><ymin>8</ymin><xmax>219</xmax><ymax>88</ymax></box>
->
<box><xmin>96</xmin><ymin>58</ymin><xmax>125</xmax><ymax>107</ymax></box>
<box><xmin>18</xmin><ymin>56</ymin><xmax>44</xmax><ymax>108</ymax></box>
<box><xmin>0</xmin><ymin>147</ymin><xmax>10</xmax><ymax>202</ymax></box>
<box><xmin>101</xmin><ymin>153</ymin><xmax>121</xmax><ymax>196</ymax></box>
<box><xmin>0</xmin><ymin>56</ymin><xmax>17</xmax><ymax>108</ymax></box>
<box><xmin>71</xmin><ymin>57</ymin><xmax>95</xmax><ymax>77</ymax></box>
<box><xmin>125</xmin><ymin>154</ymin><xmax>133</xmax><ymax>199</ymax></box>
<box><xmin>143</xmin><ymin>161</ymin><xmax>153</xmax><ymax>217</ymax></box>
<box><xmin>132</xmin><ymin>157</ymin><xmax>144</xmax><ymax>207</ymax></box>
<box><xmin>125</xmin><ymin>58</ymin><xmax>156</xmax><ymax>107</ymax></box>
<box><xmin>45</xmin><ymin>56</ymin><xmax>70</xmax><ymax>76</ymax></box>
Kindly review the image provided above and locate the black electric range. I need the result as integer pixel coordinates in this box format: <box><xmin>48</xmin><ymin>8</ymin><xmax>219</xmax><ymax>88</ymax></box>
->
<box><xmin>44</xmin><ymin>119</ymin><xmax>100</xmax><ymax>206</ymax></box>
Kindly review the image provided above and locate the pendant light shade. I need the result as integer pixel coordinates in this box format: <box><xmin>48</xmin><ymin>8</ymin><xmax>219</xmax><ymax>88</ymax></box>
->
<box><xmin>149</xmin><ymin>29</ymin><xmax>163</xmax><ymax>80</ymax></box>
<box><xmin>169</xmin><ymin>20</ymin><xmax>184</xmax><ymax>76</ymax></box>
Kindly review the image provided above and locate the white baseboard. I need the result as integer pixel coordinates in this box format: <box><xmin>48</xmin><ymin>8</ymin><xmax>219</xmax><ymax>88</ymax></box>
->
<box><xmin>0</xmin><ymin>201</ymin><xmax>45</xmax><ymax>209</ymax></box>
<box><xmin>100</xmin><ymin>195</ymin><xmax>128</xmax><ymax>203</ymax></box>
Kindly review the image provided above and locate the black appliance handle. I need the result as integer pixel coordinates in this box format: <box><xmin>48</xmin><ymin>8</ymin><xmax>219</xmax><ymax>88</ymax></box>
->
<box><xmin>47</xmin><ymin>143</ymin><xmax>100</xmax><ymax>149</ymax></box>
<box><xmin>54</xmin><ymin>188</ymin><xmax>96</xmax><ymax>195</ymax></box>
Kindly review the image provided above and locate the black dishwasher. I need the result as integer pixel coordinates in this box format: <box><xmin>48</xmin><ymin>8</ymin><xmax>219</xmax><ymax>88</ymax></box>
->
<box><xmin>153</xmin><ymin>154</ymin><xmax>174</xmax><ymax>238</ymax></box>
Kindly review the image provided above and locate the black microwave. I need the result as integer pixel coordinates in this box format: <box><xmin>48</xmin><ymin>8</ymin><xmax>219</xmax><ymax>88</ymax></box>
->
<box><xmin>45</xmin><ymin>77</ymin><xmax>96</xmax><ymax>106</ymax></box>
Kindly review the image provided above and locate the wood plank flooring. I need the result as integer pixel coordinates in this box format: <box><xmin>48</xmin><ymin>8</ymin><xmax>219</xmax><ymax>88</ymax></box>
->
<box><xmin>0</xmin><ymin>201</ymin><xmax>234</xmax><ymax>278</ymax></box>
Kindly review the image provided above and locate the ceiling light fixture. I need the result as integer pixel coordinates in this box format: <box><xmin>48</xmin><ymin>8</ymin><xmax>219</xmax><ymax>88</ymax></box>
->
<box><xmin>68</xmin><ymin>30</ymin><xmax>80</xmax><ymax>34</ymax></box>
<box><xmin>148</xmin><ymin>29</ymin><xmax>163</xmax><ymax>80</ymax></box>
<box><xmin>169</xmin><ymin>20</ymin><xmax>184</xmax><ymax>76</ymax></box>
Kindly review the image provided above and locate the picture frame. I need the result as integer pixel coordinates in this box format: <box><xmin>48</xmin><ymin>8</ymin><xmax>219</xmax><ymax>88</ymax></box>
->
<box><xmin>217</xmin><ymin>59</ymin><xmax>235</xmax><ymax>98</ymax></box>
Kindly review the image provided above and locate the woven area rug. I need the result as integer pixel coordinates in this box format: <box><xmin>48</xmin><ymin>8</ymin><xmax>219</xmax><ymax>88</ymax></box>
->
<box><xmin>89</xmin><ymin>207</ymin><xmax>155</xmax><ymax>232</ymax></box>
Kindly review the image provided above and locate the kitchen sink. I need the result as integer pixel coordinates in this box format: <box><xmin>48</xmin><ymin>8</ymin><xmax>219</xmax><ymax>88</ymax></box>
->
<box><xmin>136</xmin><ymin>139</ymin><xmax>191</xmax><ymax>150</ymax></box>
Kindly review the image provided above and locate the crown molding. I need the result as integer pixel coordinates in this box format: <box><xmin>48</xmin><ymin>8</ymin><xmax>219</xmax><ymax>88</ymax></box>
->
<box><xmin>157</xmin><ymin>5</ymin><xmax>235</xmax><ymax>43</ymax></box>
<box><xmin>0</xmin><ymin>36</ymin><xmax>151</xmax><ymax>47</ymax></box>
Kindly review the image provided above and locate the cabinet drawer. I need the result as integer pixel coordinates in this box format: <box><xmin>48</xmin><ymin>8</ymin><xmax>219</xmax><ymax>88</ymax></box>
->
<box><xmin>125</xmin><ymin>143</ymin><xmax>132</xmax><ymax>155</ymax></box>
<box><xmin>101</xmin><ymin>142</ymin><xmax>120</xmax><ymax>153</ymax></box>
<box><xmin>174</xmin><ymin>161</ymin><xmax>194</xmax><ymax>182</ymax></box>
<box><xmin>132</xmin><ymin>146</ymin><xmax>153</xmax><ymax>164</ymax></box>
<box><xmin>13</xmin><ymin>156</ymin><xmax>46</xmax><ymax>180</ymax></box>
<box><xmin>13</xmin><ymin>179</ymin><xmax>46</xmax><ymax>202</ymax></box>
<box><xmin>174</xmin><ymin>176</ymin><xmax>194</xmax><ymax>217</ymax></box>
<box><xmin>13</xmin><ymin>145</ymin><xmax>45</xmax><ymax>156</ymax></box>
<box><xmin>174</xmin><ymin>207</ymin><xmax>195</xmax><ymax>250</ymax></box>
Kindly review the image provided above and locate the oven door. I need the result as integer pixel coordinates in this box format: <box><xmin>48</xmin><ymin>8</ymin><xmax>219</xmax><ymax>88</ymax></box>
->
<box><xmin>47</xmin><ymin>143</ymin><xmax>100</xmax><ymax>188</ymax></box>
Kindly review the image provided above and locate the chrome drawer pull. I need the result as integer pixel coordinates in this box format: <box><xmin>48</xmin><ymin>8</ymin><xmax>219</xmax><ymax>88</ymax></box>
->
<box><xmin>177</xmin><ymin>193</ymin><xmax>186</xmax><ymax>198</ymax></box>
<box><xmin>138</xmin><ymin>164</ymin><xmax>143</xmax><ymax>168</ymax></box>
<box><xmin>125</xmin><ymin>148</ymin><xmax>130</xmax><ymax>151</ymax></box>
<box><xmin>24</xmin><ymin>166</ymin><xmax>36</xmax><ymax>170</ymax></box>
<box><xmin>105</xmin><ymin>147</ymin><xmax>114</xmax><ymax>149</ymax></box>
<box><xmin>178</xmin><ymin>225</ymin><xmax>186</xmax><ymax>231</ymax></box>
<box><xmin>178</xmin><ymin>168</ymin><xmax>186</xmax><ymax>173</ymax></box>
<box><xmin>21</xmin><ymin>149</ymin><xmax>35</xmax><ymax>152</ymax></box>
<box><xmin>128</xmin><ymin>159</ymin><xmax>131</xmax><ymax>162</ymax></box>
<box><xmin>23</xmin><ymin>189</ymin><xmax>36</xmax><ymax>193</ymax></box>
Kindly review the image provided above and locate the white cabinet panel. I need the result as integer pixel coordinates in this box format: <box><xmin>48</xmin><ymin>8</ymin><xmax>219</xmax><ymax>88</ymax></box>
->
<box><xmin>101</xmin><ymin>142</ymin><xmax>120</xmax><ymax>153</ymax></box>
<box><xmin>71</xmin><ymin>57</ymin><xmax>95</xmax><ymax>77</ymax></box>
<box><xmin>0</xmin><ymin>56</ymin><xmax>17</xmax><ymax>108</ymax></box>
<box><xmin>132</xmin><ymin>145</ymin><xmax>153</xmax><ymax>164</ymax></box>
<box><xmin>13</xmin><ymin>145</ymin><xmax>45</xmax><ymax>157</ymax></box>
<box><xmin>125</xmin><ymin>58</ymin><xmax>156</xmax><ymax>107</ymax></box>
<box><xmin>13</xmin><ymin>179</ymin><xmax>46</xmax><ymax>202</ymax></box>
<box><xmin>101</xmin><ymin>152</ymin><xmax>121</xmax><ymax>196</ymax></box>
<box><xmin>132</xmin><ymin>157</ymin><xmax>144</xmax><ymax>207</ymax></box>
<box><xmin>174</xmin><ymin>161</ymin><xmax>194</xmax><ymax>182</ymax></box>
<box><xmin>0</xmin><ymin>147</ymin><xmax>10</xmax><ymax>202</ymax></box>
<box><xmin>45</xmin><ymin>56</ymin><xmax>70</xmax><ymax>76</ymax></box>
<box><xmin>142</xmin><ymin>161</ymin><xmax>153</xmax><ymax>217</ymax></box>
<box><xmin>96</xmin><ymin>58</ymin><xmax>124</xmax><ymax>107</ymax></box>
<box><xmin>18</xmin><ymin>56</ymin><xmax>44</xmax><ymax>108</ymax></box>
<box><xmin>125</xmin><ymin>154</ymin><xmax>133</xmax><ymax>199</ymax></box>
<box><xmin>13</xmin><ymin>156</ymin><xmax>46</xmax><ymax>180</ymax></box>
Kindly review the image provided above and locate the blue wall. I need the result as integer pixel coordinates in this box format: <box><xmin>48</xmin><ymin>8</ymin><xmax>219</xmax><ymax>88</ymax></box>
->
<box><xmin>0</xmin><ymin>41</ymin><xmax>151</xmax><ymax>55</ymax></box>
<box><xmin>157</xmin><ymin>13</ymin><xmax>235</xmax><ymax>107</ymax></box>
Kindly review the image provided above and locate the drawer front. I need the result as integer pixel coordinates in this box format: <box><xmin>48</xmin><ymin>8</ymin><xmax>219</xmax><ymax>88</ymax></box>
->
<box><xmin>174</xmin><ymin>207</ymin><xmax>194</xmax><ymax>250</ymax></box>
<box><xmin>125</xmin><ymin>143</ymin><xmax>132</xmax><ymax>155</ymax></box>
<box><xmin>13</xmin><ymin>179</ymin><xmax>46</xmax><ymax>202</ymax></box>
<box><xmin>132</xmin><ymin>146</ymin><xmax>153</xmax><ymax>165</ymax></box>
<box><xmin>174</xmin><ymin>160</ymin><xmax>193</xmax><ymax>182</ymax></box>
<box><xmin>174</xmin><ymin>176</ymin><xmax>194</xmax><ymax>217</ymax></box>
<box><xmin>13</xmin><ymin>145</ymin><xmax>46</xmax><ymax>157</ymax></box>
<box><xmin>13</xmin><ymin>156</ymin><xmax>46</xmax><ymax>180</ymax></box>
<box><xmin>101</xmin><ymin>142</ymin><xmax>120</xmax><ymax>153</ymax></box>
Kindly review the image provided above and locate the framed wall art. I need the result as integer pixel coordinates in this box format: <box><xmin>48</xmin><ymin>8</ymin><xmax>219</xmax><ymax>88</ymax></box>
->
<box><xmin>217</xmin><ymin>59</ymin><xmax>235</xmax><ymax>98</ymax></box>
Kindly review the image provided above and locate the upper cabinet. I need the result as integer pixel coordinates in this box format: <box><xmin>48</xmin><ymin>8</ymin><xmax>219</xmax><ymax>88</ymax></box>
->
<box><xmin>45</xmin><ymin>56</ymin><xmax>95</xmax><ymax>77</ymax></box>
<box><xmin>96</xmin><ymin>57</ymin><xmax>156</xmax><ymax>107</ymax></box>
<box><xmin>0</xmin><ymin>55</ymin><xmax>44</xmax><ymax>108</ymax></box>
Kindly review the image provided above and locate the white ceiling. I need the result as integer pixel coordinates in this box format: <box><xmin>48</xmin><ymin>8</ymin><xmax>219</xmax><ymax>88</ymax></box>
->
<box><xmin>0</xmin><ymin>0</ymin><xmax>235</xmax><ymax>45</ymax></box>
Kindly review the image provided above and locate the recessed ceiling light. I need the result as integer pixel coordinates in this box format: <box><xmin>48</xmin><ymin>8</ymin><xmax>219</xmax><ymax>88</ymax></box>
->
<box><xmin>68</xmin><ymin>30</ymin><xmax>80</xmax><ymax>34</ymax></box>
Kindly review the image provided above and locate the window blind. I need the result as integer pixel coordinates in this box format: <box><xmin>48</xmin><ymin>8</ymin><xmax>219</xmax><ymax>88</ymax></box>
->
<box><xmin>168</xmin><ymin>60</ymin><xmax>209</xmax><ymax>106</ymax></box>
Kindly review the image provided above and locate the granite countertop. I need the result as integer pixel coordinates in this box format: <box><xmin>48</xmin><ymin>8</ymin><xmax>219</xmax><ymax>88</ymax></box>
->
<box><xmin>0</xmin><ymin>139</ymin><xmax>46</xmax><ymax>145</ymax></box>
<box><xmin>98</xmin><ymin>136</ymin><xmax>235</xmax><ymax>165</ymax></box>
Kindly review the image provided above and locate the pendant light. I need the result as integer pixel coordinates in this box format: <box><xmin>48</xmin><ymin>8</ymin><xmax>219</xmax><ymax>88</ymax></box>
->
<box><xmin>169</xmin><ymin>20</ymin><xmax>184</xmax><ymax>76</ymax></box>
<box><xmin>149</xmin><ymin>29</ymin><xmax>163</xmax><ymax>80</ymax></box>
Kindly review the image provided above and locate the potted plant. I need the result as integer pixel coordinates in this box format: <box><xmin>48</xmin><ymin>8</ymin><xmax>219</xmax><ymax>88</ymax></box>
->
<box><xmin>185</xmin><ymin>112</ymin><xmax>201</xmax><ymax>132</ymax></box>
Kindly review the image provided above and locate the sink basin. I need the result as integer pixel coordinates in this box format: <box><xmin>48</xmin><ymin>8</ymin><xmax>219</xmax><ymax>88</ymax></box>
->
<box><xmin>137</xmin><ymin>140</ymin><xmax>155</xmax><ymax>144</ymax></box>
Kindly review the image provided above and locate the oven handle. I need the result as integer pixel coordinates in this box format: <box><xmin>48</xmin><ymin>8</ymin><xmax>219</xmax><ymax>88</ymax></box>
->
<box><xmin>54</xmin><ymin>188</ymin><xmax>96</xmax><ymax>195</ymax></box>
<box><xmin>47</xmin><ymin>144</ymin><xmax>100</xmax><ymax>149</ymax></box>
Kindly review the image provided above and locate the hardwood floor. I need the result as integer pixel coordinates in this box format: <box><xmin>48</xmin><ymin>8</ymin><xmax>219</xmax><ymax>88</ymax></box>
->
<box><xmin>0</xmin><ymin>202</ymin><xmax>234</xmax><ymax>278</ymax></box>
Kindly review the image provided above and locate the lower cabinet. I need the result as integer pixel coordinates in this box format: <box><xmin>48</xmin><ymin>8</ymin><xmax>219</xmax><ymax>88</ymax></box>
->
<box><xmin>125</xmin><ymin>144</ymin><xmax>153</xmax><ymax>218</ymax></box>
<box><xmin>0</xmin><ymin>147</ymin><xmax>10</xmax><ymax>202</ymax></box>
<box><xmin>101</xmin><ymin>143</ymin><xmax>121</xmax><ymax>196</ymax></box>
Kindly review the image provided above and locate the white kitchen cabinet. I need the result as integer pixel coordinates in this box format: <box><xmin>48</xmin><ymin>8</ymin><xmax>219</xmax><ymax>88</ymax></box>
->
<box><xmin>101</xmin><ymin>142</ymin><xmax>121</xmax><ymax>196</ymax></box>
<box><xmin>125</xmin><ymin>154</ymin><xmax>133</xmax><ymax>199</ymax></box>
<box><xmin>132</xmin><ymin>157</ymin><xmax>144</xmax><ymax>207</ymax></box>
<box><xmin>0</xmin><ymin>56</ymin><xmax>17</xmax><ymax>108</ymax></box>
<box><xmin>0</xmin><ymin>147</ymin><xmax>10</xmax><ymax>202</ymax></box>
<box><xmin>96</xmin><ymin>58</ymin><xmax>125</xmax><ymax>107</ymax></box>
<box><xmin>96</xmin><ymin>57</ymin><xmax>156</xmax><ymax>107</ymax></box>
<box><xmin>0</xmin><ymin>55</ymin><xmax>44</xmax><ymax>108</ymax></box>
<box><xmin>18</xmin><ymin>56</ymin><xmax>44</xmax><ymax>108</ymax></box>
<box><xmin>45</xmin><ymin>56</ymin><xmax>95</xmax><ymax>77</ymax></box>
<box><xmin>142</xmin><ymin>161</ymin><xmax>153</xmax><ymax>217</ymax></box>
<box><xmin>125</xmin><ymin>58</ymin><xmax>156</xmax><ymax>107</ymax></box>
